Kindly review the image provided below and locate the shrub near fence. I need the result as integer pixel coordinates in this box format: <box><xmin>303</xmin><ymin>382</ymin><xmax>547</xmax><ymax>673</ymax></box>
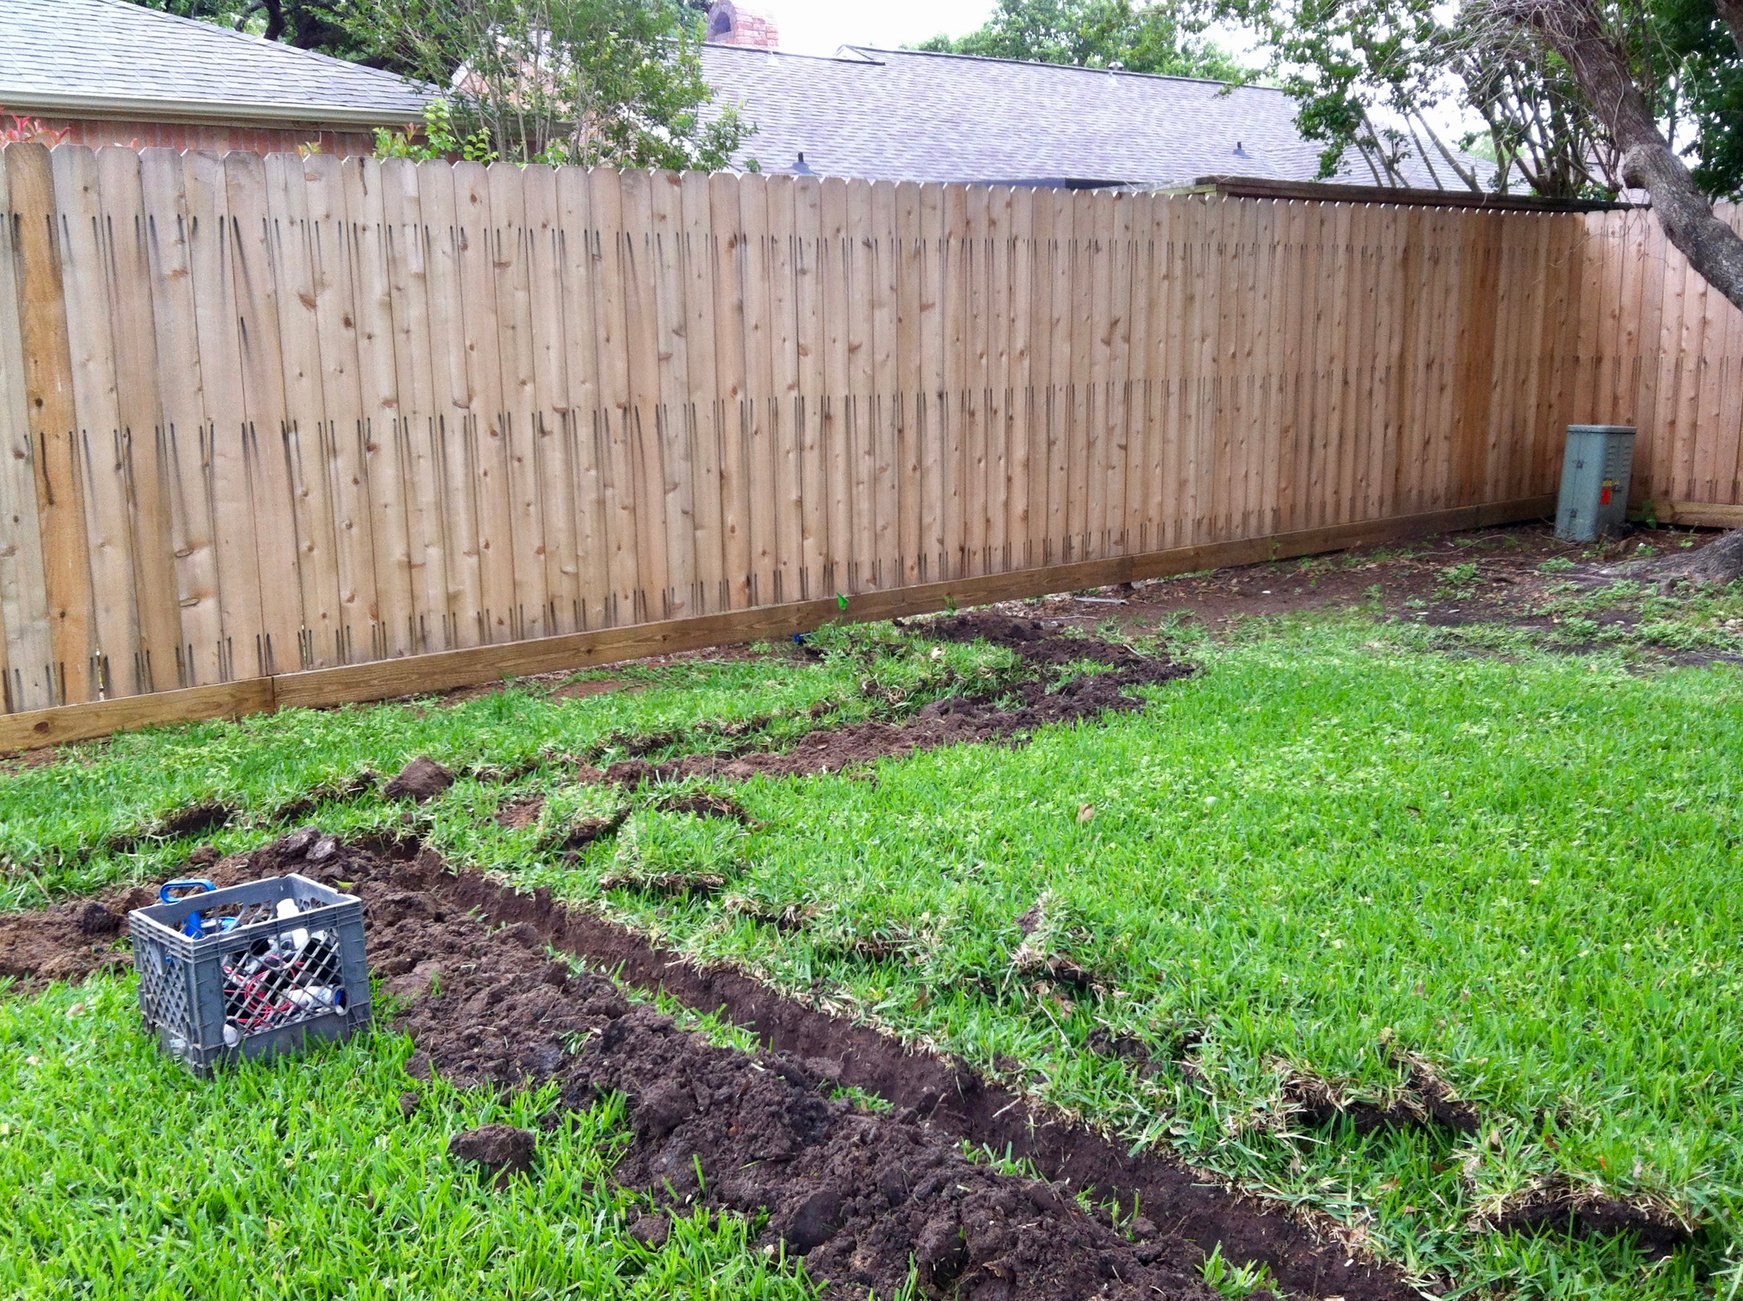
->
<box><xmin>0</xmin><ymin>142</ymin><xmax>1737</xmax><ymax>745</ymax></box>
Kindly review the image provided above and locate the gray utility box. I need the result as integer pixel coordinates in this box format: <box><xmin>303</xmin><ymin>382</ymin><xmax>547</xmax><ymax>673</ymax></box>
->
<box><xmin>129</xmin><ymin>874</ymin><xmax>369</xmax><ymax>1075</ymax></box>
<box><xmin>1555</xmin><ymin>424</ymin><xmax>1636</xmax><ymax>542</ymax></box>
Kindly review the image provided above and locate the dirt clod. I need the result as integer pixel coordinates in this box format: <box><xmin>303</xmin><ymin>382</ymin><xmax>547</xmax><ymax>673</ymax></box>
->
<box><xmin>627</xmin><ymin>1212</ymin><xmax>670</xmax><ymax>1248</ymax></box>
<box><xmin>449</xmin><ymin>1124</ymin><xmax>537</xmax><ymax>1185</ymax></box>
<box><xmin>384</xmin><ymin>758</ymin><xmax>455</xmax><ymax>802</ymax></box>
<box><xmin>494</xmin><ymin>797</ymin><xmax>546</xmax><ymax>830</ymax></box>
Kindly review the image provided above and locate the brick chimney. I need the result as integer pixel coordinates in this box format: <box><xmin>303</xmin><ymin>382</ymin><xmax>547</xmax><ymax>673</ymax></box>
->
<box><xmin>706</xmin><ymin>1</ymin><xmax>781</xmax><ymax>49</ymax></box>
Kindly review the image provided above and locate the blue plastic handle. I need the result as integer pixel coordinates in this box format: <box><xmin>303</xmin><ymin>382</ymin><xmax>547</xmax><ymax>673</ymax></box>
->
<box><xmin>159</xmin><ymin>879</ymin><xmax>217</xmax><ymax>903</ymax></box>
<box><xmin>160</xmin><ymin>879</ymin><xmax>219</xmax><ymax>939</ymax></box>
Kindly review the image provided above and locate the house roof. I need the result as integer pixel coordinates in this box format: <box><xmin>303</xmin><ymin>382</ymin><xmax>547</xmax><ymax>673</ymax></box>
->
<box><xmin>0</xmin><ymin>0</ymin><xmax>431</xmax><ymax>129</ymax></box>
<box><xmin>701</xmin><ymin>44</ymin><xmax>1488</xmax><ymax>191</ymax></box>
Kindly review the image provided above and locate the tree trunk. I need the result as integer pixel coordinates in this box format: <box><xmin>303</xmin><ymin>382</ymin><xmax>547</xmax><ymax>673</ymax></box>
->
<box><xmin>1496</xmin><ymin>0</ymin><xmax>1743</xmax><ymax>315</ymax></box>
<box><xmin>1611</xmin><ymin>528</ymin><xmax>1743</xmax><ymax>584</ymax></box>
<box><xmin>1717</xmin><ymin>0</ymin><xmax>1743</xmax><ymax>53</ymax></box>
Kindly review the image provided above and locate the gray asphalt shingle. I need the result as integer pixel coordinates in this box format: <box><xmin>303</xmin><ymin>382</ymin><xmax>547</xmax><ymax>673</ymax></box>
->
<box><xmin>702</xmin><ymin>44</ymin><xmax>1485</xmax><ymax>190</ymax></box>
<box><xmin>0</xmin><ymin>0</ymin><xmax>430</xmax><ymax>125</ymax></box>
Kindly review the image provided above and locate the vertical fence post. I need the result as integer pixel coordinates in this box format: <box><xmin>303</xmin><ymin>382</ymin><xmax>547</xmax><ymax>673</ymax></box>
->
<box><xmin>7</xmin><ymin>142</ymin><xmax>92</xmax><ymax>706</ymax></box>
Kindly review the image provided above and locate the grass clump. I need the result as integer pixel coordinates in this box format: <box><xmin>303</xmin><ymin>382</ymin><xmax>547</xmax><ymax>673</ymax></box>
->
<box><xmin>0</xmin><ymin>976</ymin><xmax>819</xmax><ymax>1300</ymax></box>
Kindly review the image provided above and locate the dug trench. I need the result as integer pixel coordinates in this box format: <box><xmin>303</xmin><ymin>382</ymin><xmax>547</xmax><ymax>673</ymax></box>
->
<box><xmin>7</xmin><ymin>830</ymin><xmax>1409</xmax><ymax>1301</ymax></box>
<box><xmin>74</xmin><ymin>612</ymin><xmax>1184</xmax><ymax>865</ymax></box>
<box><xmin>593</xmin><ymin>613</ymin><xmax>1195</xmax><ymax>786</ymax></box>
<box><xmin>4</xmin><ymin>823</ymin><xmax>1700</xmax><ymax>1290</ymax></box>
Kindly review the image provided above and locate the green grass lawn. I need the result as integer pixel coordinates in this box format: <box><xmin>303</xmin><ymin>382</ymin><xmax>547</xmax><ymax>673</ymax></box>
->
<box><xmin>3</xmin><ymin>558</ymin><xmax>1741</xmax><ymax>1300</ymax></box>
<box><xmin>0</xmin><ymin>978</ymin><xmax>818</xmax><ymax>1300</ymax></box>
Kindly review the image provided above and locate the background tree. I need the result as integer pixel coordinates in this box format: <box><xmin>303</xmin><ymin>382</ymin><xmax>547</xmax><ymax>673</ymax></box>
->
<box><xmin>340</xmin><ymin>0</ymin><xmax>746</xmax><ymax>170</ymax></box>
<box><xmin>917</xmin><ymin>0</ymin><xmax>1246</xmax><ymax>81</ymax></box>
<box><xmin>1211</xmin><ymin>0</ymin><xmax>1743</xmax><ymax>570</ymax></box>
<box><xmin>1206</xmin><ymin>1</ymin><xmax>1743</xmax><ymax>204</ymax></box>
<box><xmin>124</xmin><ymin>0</ymin><xmax>370</xmax><ymax>60</ymax></box>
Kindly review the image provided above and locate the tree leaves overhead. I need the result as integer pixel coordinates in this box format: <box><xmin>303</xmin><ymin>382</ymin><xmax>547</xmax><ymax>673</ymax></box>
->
<box><xmin>124</xmin><ymin>0</ymin><xmax>371</xmax><ymax>61</ymax></box>
<box><xmin>915</xmin><ymin>0</ymin><xmax>1246</xmax><ymax>82</ymax></box>
<box><xmin>1201</xmin><ymin>0</ymin><xmax>1743</xmax><ymax>200</ymax></box>
<box><xmin>341</xmin><ymin>0</ymin><xmax>747</xmax><ymax>170</ymax></box>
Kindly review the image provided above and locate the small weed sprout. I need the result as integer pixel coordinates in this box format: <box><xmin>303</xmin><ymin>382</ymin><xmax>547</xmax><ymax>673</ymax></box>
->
<box><xmin>1200</xmin><ymin>1243</ymin><xmax>1276</xmax><ymax>1298</ymax></box>
<box><xmin>1435</xmin><ymin>562</ymin><xmax>1483</xmax><ymax>600</ymax></box>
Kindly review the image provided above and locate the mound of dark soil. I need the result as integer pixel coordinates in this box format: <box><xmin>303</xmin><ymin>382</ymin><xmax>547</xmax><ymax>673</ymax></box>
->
<box><xmin>0</xmin><ymin>895</ymin><xmax>140</xmax><ymax>983</ymax></box>
<box><xmin>384</xmin><ymin>757</ymin><xmax>456</xmax><ymax>802</ymax></box>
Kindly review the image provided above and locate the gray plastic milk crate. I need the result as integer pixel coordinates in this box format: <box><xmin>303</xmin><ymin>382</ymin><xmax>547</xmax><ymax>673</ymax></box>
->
<box><xmin>129</xmin><ymin>874</ymin><xmax>370</xmax><ymax>1075</ymax></box>
<box><xmin>1556</xmin><ymin>424</ymin><xmax>1637</xmax><ymax>543</ymax></box>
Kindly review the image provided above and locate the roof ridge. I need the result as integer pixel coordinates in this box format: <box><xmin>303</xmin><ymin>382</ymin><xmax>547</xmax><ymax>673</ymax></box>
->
<box><xmin>702</xmin><ymin>43</ymin><xmax>883</xmax><ymax>66</ymax></box>
<box><xmin>838</xmin><ymin>44</ymin><xmax>1279</xmax><ymax>93</ymax></box>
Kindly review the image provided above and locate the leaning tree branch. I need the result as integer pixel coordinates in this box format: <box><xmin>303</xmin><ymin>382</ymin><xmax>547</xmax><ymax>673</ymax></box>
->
<box><xmin>1491</xmin><ymin>0</ymin><xmax>1743</xmax><ymax>314</ymax></box>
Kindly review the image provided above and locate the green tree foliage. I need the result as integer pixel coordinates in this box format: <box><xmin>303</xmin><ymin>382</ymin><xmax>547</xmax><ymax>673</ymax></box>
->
<box><xmin>1203</xmin><ymin>0</ymin><xmax>1742</xmax><ymax>200</ymax></box>
<box><xmin>1657</xmin><ymin>0</ymin><xmax>1743</xmax><ymax>197</ymax></box>
<box><xmin>916</xmin><ymin>0</ymin><xmax>1246</xmax><ymax>82</ymax></box>
<box><xmin>341</xmin><ymin>0</ymin><xmax>747</xmax><ymax>170</ymax></box>
<box><xmin>123</xmin><ymin>1</ymin><xmax>369</xmax><ymax>60</ymax></box>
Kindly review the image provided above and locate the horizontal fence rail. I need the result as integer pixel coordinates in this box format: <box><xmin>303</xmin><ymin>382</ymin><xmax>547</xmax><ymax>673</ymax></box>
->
<box><xmin>0</xmin><ymin>142</ymin><xmax>1737</xmax><ymax>739</ymax></box>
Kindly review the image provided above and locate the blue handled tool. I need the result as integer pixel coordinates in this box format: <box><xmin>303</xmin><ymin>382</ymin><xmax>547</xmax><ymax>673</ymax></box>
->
<box><xmin>159</xmin><ymin>879</ymin><xmax>225</xmax><ymax>939</ymax></box>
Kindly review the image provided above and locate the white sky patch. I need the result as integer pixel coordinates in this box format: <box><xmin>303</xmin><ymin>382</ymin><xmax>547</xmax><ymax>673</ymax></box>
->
<box><xmin>750</xmin><ymin>0</ymin><xmax>999</xmax><ymax>55</ymax></box>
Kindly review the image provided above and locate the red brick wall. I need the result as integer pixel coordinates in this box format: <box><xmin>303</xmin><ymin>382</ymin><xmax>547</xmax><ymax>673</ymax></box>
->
<box><xmin>707</xmin><ymin>2</ymin><xmax>781</xmax><ymax>49</ymax></box>
<box><xmin>32</xmin><ymin>116</ymin><xmax>381</xmax><ymax>157</ymax></box>
<box><xmin>720</xmin><ymin>12</ymin><xmax>780</xmax><ymax>48</ymax></box>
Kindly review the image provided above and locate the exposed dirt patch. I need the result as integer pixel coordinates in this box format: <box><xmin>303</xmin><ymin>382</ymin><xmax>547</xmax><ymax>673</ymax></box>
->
<box><xmin>1281</xmin><ymin>1057</ymin><xmax>1480</xmax><ymax>1138</ymax></box>
<box><xmin>547</xmin><ymin>677</ymin><xmax>635</xmax><ymax>702</ymax></box>
<box><xmin>654</xmin><ymin>790</ymin><xmax>755</xmax><ymax>825</ymax></box>
<box><xmin>0</xmin><ymin>895</ymin><xmax>137</xmax><ymax>983</ymax></box>
<box><xmin>595</xmin><ymin>865</ymin><xmax>730</xmax><ymax>898</ymax></box>
<box><xmin>600</xmin><ymin>619</ymin><xmax>1191</xmax><ymax>787</ymax></box>
<box><xmin>107</xmin><ymin>800</ymin><xmax>234</xmax><ymax>854</ymax></box>
<box><xmin>1011</xmin><ymin>894</ymin><xmax>1104</xmax><ymax>994</ymax></box>
<box><xmin>494</xmin><ymin>796</ymin><xmax>547</xmax><ymax>830</ymax></box>
<box><xmin>0</xmin><ymin>857</ymin><xmax>261</xmax><ymax>985</ymax></box>
<box><xmin>583</xmin><ymin>712</ymin><xmax>783</xmax><ymax>765</ymax></box>
<box><xmin>383</xmin><ymin>757</ymin><xmax>455</xmax><ymax>802</ymax></box>
<box><xmin>976</xmin><ymin>523</ymin><xmax>1741</xmax><ymax>660</ymax></box>
<box><xmin>548</xmin><ymin>807</ymin><xmax>631</xmax><ymax>852</ymax></box>
<box><xmin>1479</xmin><ymin>1177</ymin><xmax>1692</xmax><ymax>1253</ymax></box>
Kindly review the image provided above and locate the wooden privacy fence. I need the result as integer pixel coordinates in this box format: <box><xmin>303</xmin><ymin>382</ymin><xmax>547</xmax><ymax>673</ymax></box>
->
<box><xmin>0</xmin><ymin>142</ymin><xmax>1737</xmax><ymax>744</ymax></box>
<box><xmin>1574</xmin><ymin>203</ymin><xmax>1743</xmax><ymax>521</ymax></box>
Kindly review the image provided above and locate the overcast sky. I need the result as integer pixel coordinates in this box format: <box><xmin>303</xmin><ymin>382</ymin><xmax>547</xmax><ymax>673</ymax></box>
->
<box><xmin>747</xmin><ymin>0</ymin><xmax>999</xmax><ymax>55</ymax></box>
